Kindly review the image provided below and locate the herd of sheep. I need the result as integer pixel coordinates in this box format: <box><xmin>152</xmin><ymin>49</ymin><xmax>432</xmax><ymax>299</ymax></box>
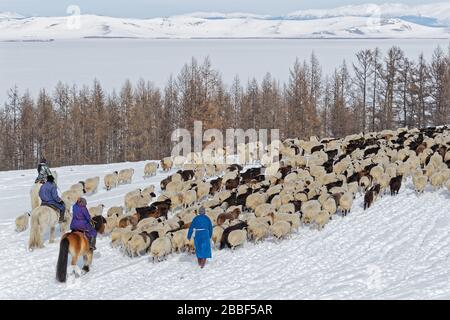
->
<box><xmin>16</xmin><ymin>125</ymin><xmax>450</xmax><ymax>263</ymax></box>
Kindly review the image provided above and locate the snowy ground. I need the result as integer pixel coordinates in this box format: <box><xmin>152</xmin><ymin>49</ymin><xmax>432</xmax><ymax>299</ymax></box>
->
<box><xmin>0</xmin><ymin>161</ymin><xmax>449</xmax><ymax>299</ymax></box>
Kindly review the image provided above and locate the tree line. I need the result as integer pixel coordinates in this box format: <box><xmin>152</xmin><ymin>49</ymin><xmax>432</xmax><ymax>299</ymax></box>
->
<box><xmin>1</xmin><ymin>45</ymin><xmax>449</xmax><ymax>171</ymax></box>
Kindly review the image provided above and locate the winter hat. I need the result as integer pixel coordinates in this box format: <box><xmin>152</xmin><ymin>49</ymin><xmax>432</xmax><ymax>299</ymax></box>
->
<box><xmin>47</xmin><ymin>175</ymin><xmax>55</xmax><ymax>183</ymax></box>
<box><xmin>77</xmin><ymin>197</ymin><xmax>87</xmax><ymax>207</ymax></box>
<box><xmin>198</xmin><ymin>207</ymin><xmax>206</xmax><ymax>215</ymax></box>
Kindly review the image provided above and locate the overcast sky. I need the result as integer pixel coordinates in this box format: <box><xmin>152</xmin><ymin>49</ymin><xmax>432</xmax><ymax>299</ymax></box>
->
<box><xmin>0</xmin><ymin>0</ymin><xmax>440</xmax><ymax>18</ymax></box>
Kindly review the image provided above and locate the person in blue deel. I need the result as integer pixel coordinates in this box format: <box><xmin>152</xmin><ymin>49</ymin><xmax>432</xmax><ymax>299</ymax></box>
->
<box><xmin>187</xmin><ymin>206</ymin><xmax>213</xmax><ymax>268</ymax></box>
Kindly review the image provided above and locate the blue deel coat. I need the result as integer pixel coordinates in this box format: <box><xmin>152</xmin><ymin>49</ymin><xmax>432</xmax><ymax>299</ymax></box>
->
<box><xmin>70</xmin><ymin>202</ymin><xmax>97</xmax><ymax>239</ymax></box>
<box><xmin>38</xmin><ymin>181</ymin><xmax>65</xmax><ymax>213</ymax></box>
<box><xmin>187</xmin><ymin>214</ymin><xmax>213</xmax><ymax>259</ymax></box>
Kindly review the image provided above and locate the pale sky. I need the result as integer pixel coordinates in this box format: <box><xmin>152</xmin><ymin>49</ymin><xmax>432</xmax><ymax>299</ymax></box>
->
<box><xmin>0</xmin><ymin>0</ymin><xmax>440</xmax><ymax>18</ymax></box>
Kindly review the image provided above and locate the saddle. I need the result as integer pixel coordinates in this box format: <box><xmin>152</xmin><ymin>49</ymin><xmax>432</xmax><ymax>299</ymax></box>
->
<box><xmin>41</xmin><ymin>202</ymin><xmax>62</xmax><ymax>214</ymax></box>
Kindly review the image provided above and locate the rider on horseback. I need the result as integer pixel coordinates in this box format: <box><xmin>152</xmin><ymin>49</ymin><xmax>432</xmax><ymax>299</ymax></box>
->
<box><xmin>39</xmin><ymin>175</ymin><xmax>66</xmax><ymax>223</ymax></box>
<box><xmin>35</xmin><ymin>158</ymin><xmax>52</xmax><ymax>184</ymax></box>
<box><xmin>70</xmin><ymin>197</ymin><xmax>97</xmax><ymax>250</ymax></box>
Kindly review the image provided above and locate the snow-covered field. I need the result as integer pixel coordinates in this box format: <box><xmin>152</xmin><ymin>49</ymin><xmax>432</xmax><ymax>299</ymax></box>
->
<box><xmin>0</xmin><ymin>160</ymin><xmax>449</xmax><ymax>299</ymax></box>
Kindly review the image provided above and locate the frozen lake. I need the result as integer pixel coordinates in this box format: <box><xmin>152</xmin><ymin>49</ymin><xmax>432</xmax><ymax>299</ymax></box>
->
<box><xmin>1</xmin><ymin>38</ymin><xmax>449</xmax><ymax>102</ymax></box>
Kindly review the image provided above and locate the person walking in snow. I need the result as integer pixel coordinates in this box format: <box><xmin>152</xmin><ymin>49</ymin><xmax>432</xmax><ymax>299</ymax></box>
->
<box><xmin>70</xmin><ymin>197</ymin><xmax>98</xmax><ymax>250</ymax></box>
<box><xmin>35</xmin><ymin>157</ymin><xmax>53</xmax><ymax>183</ymax></box>
<box><xmin>187</xmin><ymin>206</ymin><xmax>213</xmax><ymax>268</ymax></box>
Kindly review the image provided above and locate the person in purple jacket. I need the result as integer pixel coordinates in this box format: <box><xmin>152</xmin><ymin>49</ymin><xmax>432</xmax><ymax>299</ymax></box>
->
<box><xmin>70</xmin><ymin>197</ymin><xmax>97</xmax><ymax>250</ymax></box>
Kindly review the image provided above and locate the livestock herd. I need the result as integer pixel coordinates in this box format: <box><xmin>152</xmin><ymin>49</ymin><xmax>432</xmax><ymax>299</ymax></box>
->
<box><xmin>16</xmin><ymin>125</ymin><xmax>450</xmax><ymax>264</ymax></box>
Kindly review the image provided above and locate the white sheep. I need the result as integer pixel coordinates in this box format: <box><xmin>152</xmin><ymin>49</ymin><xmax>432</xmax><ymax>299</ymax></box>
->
<box><xmin>106</xmin><ymin>206</ymin><xmax>123</xmax><ymax>219</ymax></box>
<box><xmin>196</xmin><ymin>182</ymin><xmax>211</xmax><ymax>201</ymax></box>
<box><xmin>274</xmin><ymin>213</ymin><xmax>300</xmax><ymax>232</ymax></box>
<box><xmin>126</xmin><ymin>233</ymin><xmax>151</xmax><ymax>257</ymax></box>
<box><xmin>430</xmin><ymin>172</ymin><xmax>446</xmax><ymax>190</ymax></box>
<box><xmin>278</xmin><ymin>203</ymin><xmax>296</xmax><ymax>215</ymax></box>
<box><xmin>301</xmin><ymin>200</ymin><xmax>321</xmax><ymax>223</ymax></box>
<box><xmin>150</xmin><ymin>235</ymin><xmax>173</xmax><ymax>262</ymax></box>
<box><xmin>312</xmin><ymin>210</ymin><xmax>331</xmax><ymax>230</ymax></box>
<box><xmin>144</xmin><ymin>162</ymin><xmax>158</xmax><ymax>177</ymax></box>
<box><xmin>104</xmin><ymin>171</ymin><xmax>119</xmax><ymax>190</ymax></box>
<box><xmin>118</xmin><ymin>168</ymin><xmax>134</xmax><ymax>184</ymax></box>
<box><xmin>141</xmin><ymin>185</ymin><xmax>155</xmax><ymax>197</ymax></box>
<box><xmin>69</xmin><ymin>182</ymin><xmax>85</xmax><ymax>195</ymax></box>
<box><xmin>245</xmin><ymin>192</ymin><xmax>268</xmax><ymax>211</ymax></box>
<box><xmin>15</xmin><ymin>212</ymin><xmax>30</xmax><ymax>232</ymax></box>
<box><xmin>171</xmin><ymin>229</ymin><xmax>189</xmax><ymax>252</ymax></box>
<box><xmin>104</xmin><ymin>215</ymin><xmax>119</xmax><ymax>234</ymax></box>
<box><xmin>247</xmin><ymin>222</ymin><xmax>269</xmax><ymax>243</ymax></box>
<box><xmin>84</xmin><ymin>177</ymin><xmax>100</xmax><ymax>194</ymax></box>
<box><xmin>212</xmin><ymin>226</ymin><xmax>225</xmax><ymax>248</ymax></box>
<box><xmin>322</xmin><ymin>197</ymin><xmax>337</xmax><ymax>215</ymax></box>
<box><xmin>412</xmin><ymin>174</ymin><xmax>428</xmax><ymax>194</ymax></box>
<box><xmin>254</xmin><ymin>203</ymin><xmax>275</xmax><ymax>217</ymax></box>
<box><xmin>110</xmin><ymin>225</ymin><xmax>133</xmax><ymax>247</ymax></box>
<box><xmin>89</xmin><ymin>204</ymin><xmax>105</xmax><ymax>217</ymax></box>
<box><xmin>182</xmin><ymin>189</ymin><xmax>197</xmax><ymax>208</ymax></box>
<box><xmin>269</xmin><ymin>221</ymin><xmax>291</xmax><ymax>239</ymax></box>
<box><xmin>339</xmin><ymin>192</ymin><xmax>353</xmax><ymax>216</ymax></box>
<box><xmin>227</xmin><ymin>229</ymin><xmax>247</xmax><ymax>249</ymax></box>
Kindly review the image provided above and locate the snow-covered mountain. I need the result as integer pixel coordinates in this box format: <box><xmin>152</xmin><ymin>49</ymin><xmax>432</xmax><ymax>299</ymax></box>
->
<box><xmin>0</xmin><ymin>3</ymin><xmax>450</xmax><ymax>40</ymax></box>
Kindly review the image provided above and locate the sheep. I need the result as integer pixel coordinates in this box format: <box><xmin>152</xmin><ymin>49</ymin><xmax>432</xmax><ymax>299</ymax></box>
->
<box><xmin>126</xmin><ymin>232</ymin><xmax>152</xmax><ymax>257</ymax></box>
<box><xmin>144</xmin><ymin>162</ymin><xmax>158</xmax><ymax>177</ymax></box>
<box><xmin>171</xmin><ymin>229</ymin><xmax>189</xmax><ymax>253</ymax></box>
<box><xmin>339</xmin><ymin>192</ymin><xmax>353</xmax><ymax>216</ymax></box>
<box><xmin>104</xmin><ymin>215</ymin><xmax>119</xmax><ymax>234</ymax></box>
<box><xmin>118</xmin><ymin>168</ymin><xmax>134</xmax><ymax>184</ymax></box>
<box><xmin>377</xmin><ymin>173</ymin><xmax>391</xmax><ymax>195</ymax></box>
<box><xmin>125</xmin><ymin>194</ymin><xmax>150</xmax><ymax>212</ymax></box>
<box><xmin>359</xmin><ymin>175</ymin><xmax>371</xmax><ymax>193</ymax></box>
<box><xmin>166</xmin><ymin>180</ymin><xmax>184</xmax><ymax>194</ymax></box>
<box><xmin>182</xmin><ymin>189</ymin><xmax>197</xmax><ymax>208</ymax></box>
<box><xmin>227</xmin><ymin>229</ymin><xmax>247</xmax><ymax>249</ymax></box>
<box><xmin>141</xmin><ymin>185</ymin><xmax>155</xmax><ymax>197</ymax></box>
<box><xmin>322</xmin><ymin>197</ymin><xmax>337</xmax><ymax>216</ymax></box>
<box><xmin>247</xmin><ymin>222</ymin><xmax>270</xmax><ymax>243</ymax></box>
<box><xmin>89</xmin><ymin>204</ymin><xmax>105</xmax><ymax>217</ymax></box>
<box><xmin>254</xmin><ymin>203</ymin><xmax>275</xmax><ymax>217</ymax></box>
<box><xmin>370</xmin><ymin>165</ymin><xmax>384</xmax><ymax>182</ymax></box>
<box><xmin>412</xmin><ymin>174</ymin><xmax>428</xmax><ymax>194</ymax></box>
<box><xmin>301</xmin><ymin>200</ymin><xmax>321</xmax><ymax>223</ymax></box>
<box><xmin>312</xmin><ymin>210</ymin><xmax>331</xmax><ymax>230</ymax></box>
<box><xmin>274</xmin><ymin>213</ymin><xmax>300</xmax><ymax>232</ymax></box>
<box><xmin>150</xmin><ymin>234</ymin><xmax>173</xmax><ymax>262</ymax></box>
<box><xmin>196</xmin><ymin>182</ymin><xmax>211</xmax><ymax>201</ymax></box>
<box><xmin>69</xmin><ymin>182</ymin><xmax>86</xmax><ymax>195</ymax></box>
<box><xmin>15</xmin><ymin>212</ymin><xmax>30</xmax><ymax>232</ymax></box>
<box><xmin>84</xmin><ymin>177</ymin><xmax>100</xmax><ymax>194</ymax></box>
<box><xmin>212</xmin><ymin>226</ymin><xmax>225</xmax><ymax>248</ymax></box>
<box><xmin>278</xmin><ymin>203</ymin><xmax>296</xmax><ymax>215</ymax></box>
<box><xmin>269</xmin><ymin>221</ymin><xmax>291</xmax><ymax>239</ymax></box>
<box><xmin>161</xmin><ymin>157</ymin><xmax>173</xmax><ymax>171</ymax></box>
<box><xmin>430</xmin><ymin>152</ymin><xmax>444</xmax><ymax>168</ymax></box>
<box><xmin>245</xmin><ymin>192</ymin><xmax>268</xmax><ymax>211</ymax></box>
<box><xmin>135</xmin><ymin>217</ymin><xmax>159</xmax><ymax>231</ymax></box>
<box><xmin>110</xmin><ymin>225</ymin><xmax>133</xmax><ymax>247</ymax></box>
<box><xmin>104</xmin><ymin>171</ymin><xmax>119</xmax><ymax>190</ymax></box>
<box><xmin>430</xmin><ymin>172</ymin><xmax>446</xmax><ymax>190</ymax></box>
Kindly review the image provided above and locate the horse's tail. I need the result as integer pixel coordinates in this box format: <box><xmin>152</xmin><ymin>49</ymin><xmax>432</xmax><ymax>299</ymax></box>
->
<box><xmin>56</xmin><ymin>237</ymin><xmax>69</xmax><ymax>283</ymax></box>
<box><xmin>28</xmin><ymin>211</ymin><xmax>41</xmax><ymax>250</ymax></box>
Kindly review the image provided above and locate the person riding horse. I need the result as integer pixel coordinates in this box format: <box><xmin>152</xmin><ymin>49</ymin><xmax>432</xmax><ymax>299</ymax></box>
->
<box><xmin>35</xmin><ymin>158</ymin><xmax>52</xmax><ymax>184</ymax></box>
<box><xmin>70</xmin><ymin>197</ymin><xmax>97</xmax><ymax>250</ymax></box>
<box><xmin>38</xmin><ymin>175</ymin><xmax>66</xmax><ymax>223</ymax></box>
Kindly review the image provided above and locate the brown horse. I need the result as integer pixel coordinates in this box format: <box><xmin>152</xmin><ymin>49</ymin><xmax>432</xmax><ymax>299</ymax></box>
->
<box><xmin>56</xmin><ymin>216</ymin><xmax>106</xmax><ymax>283</ymax></box>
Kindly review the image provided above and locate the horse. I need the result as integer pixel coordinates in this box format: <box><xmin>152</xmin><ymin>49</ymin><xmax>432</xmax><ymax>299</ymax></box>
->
<box><xmin>30</xmin><ymin>170</ymin><xmax>58</xmax><ymax>210</ymax></box>
<box><xmin>56</xmin><ymin>215</ymin><xmax>106</xmax><ymax>283</ymax></box>
<box><xmin>28</xmin><ymin>204</ymin><xmax>70</xmax><ymax>251</ymax></box>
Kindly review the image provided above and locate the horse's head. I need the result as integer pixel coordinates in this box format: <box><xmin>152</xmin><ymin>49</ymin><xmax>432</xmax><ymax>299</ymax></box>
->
<box><xmin>92</xmin><ymin>215</ymin><xmax>107</xmax><ymax>234</ymax></box>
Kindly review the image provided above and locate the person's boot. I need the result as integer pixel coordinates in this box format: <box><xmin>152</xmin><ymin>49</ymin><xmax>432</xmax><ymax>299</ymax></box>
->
<box><xmin>89</xmin><ymin>237</ymin><xmax>96</xmax><ymax>251</ymax></box>
<box><xmin>59</xmin><ymin>211</ymin><xmax>66</xmax><ymax>223</ymax></box>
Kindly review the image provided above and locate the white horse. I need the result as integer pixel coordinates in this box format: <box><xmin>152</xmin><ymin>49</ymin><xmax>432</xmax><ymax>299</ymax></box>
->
<box><xmin>28</xmin><ymin>204</ymin><xmax>71</xmax><ymax>251</ymax></box>
<box><xmin>30</xmin><ymin>171</ymin><xmax>58</xmax><ymax>210</ymax></box>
